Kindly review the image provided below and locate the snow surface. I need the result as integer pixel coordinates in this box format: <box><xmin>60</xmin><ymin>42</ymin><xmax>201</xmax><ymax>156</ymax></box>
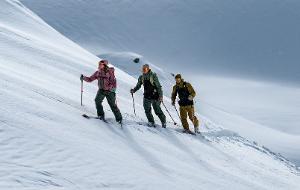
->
<box><xmin>189</xmin><ymin>75</ymin><xmax>300</xmax><ymax>166</ymax></box>
<box><xmin>97</xmin><ymin>53</ymin><xmax>300</xmax><ymax>167</ymax></box>
<box><xmin>20</xmin><ymin>0</ymin><xmax>300</xmax><ymax>167</ymax></box>
<box><xmin>1</xmin><ymin>0</ymin><xmax>300</xmax><ymax>189</ymax></box>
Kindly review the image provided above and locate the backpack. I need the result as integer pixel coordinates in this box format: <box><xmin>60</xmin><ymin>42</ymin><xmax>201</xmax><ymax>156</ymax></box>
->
<box><xmin>98</xmin><ymin>67</ymin><xmax>117</xmax><ymax>91</ymax></box>
<box><xmin>108</xmin><ymin>67</ymin><xmax>117</xmax><ymax>89</ymax></box>
<box><xmin>176</xmin><ymin>82</ymin><xmax>193</xmax><ymax>106</ymax></box>
<box><xmin>142</xmin><ymin>74</ymin><xmax>155</xmax><ymax>86</ymax></box>
<box><xmin>176</xmin><ymin>82</ymin><xmax>188</xmax><ymax>92</ymax></box>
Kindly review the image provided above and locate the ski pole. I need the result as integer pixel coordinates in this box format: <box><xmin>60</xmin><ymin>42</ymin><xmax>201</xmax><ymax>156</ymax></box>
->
<box><xmin>131</xmin><ymin>93</ymin><xmax>136</xmax><ymax>116</ymax></box>
<box><xmin>162</xmin><ymin>101</ymin><xmax>177</xmax><ymax>125</ymax></box>
<box><xmin>174</xmin><ymin>104</ymin><xmax>181</xmax><ymax>120</ymax></box>
<box><xmin>80</xmin><ymin>79</ymin><xmax>83</xmax><ymax>106</ymax></box>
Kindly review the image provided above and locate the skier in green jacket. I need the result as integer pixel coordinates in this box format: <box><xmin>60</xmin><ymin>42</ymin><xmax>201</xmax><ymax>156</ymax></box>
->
<box><xmin>131</xmin><ymin>64</ymin><xmax>166</xmax><ymax>128</ymax></box>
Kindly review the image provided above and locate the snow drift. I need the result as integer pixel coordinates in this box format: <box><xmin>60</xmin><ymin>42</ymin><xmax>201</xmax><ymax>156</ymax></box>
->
<box><xmin>1</xmin><ymin>0</ymin><xmax>300</xmax><ymax>189</ymax></box>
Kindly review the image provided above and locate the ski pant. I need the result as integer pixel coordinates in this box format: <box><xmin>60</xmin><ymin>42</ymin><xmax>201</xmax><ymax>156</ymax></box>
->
<box><xmin>143</xmin><ymin>98</ymin><xmax>166</xmax><ymax>124</ymax></box>
<box><xmin>95</xmin><ymin>89</ymin><xmax>122</xmax><ymax>121</ymax></box>
<box><xmin>179</xmin><ymin>105</ymin><xmax>199</xmax><ymax>130</ymax></box>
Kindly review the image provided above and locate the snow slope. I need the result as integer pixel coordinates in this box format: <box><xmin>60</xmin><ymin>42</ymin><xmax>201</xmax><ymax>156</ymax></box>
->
<box><xmin>20</xmin><ymin>0</ymin><xmax>300</xmax><ymax>166</ymax></box>
<box><xmin>191</xmin><ymin>76</ymin><xmax>300</xmax><ymax>166</ymax></box>
<box><xmin>1</xmin><ymin>0</ymin><xmax>300</xmax><ymax>189</ymax></box>
<box><xmin>97</xmin><ymin>52</ymin><xmax>300</xmax><ymax>167</ymax></box>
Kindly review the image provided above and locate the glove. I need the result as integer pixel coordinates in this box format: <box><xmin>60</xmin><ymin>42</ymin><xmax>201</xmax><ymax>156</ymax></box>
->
<box><xmin>80</xmin><ymin>74</ymin><xmax>84</xmax><ymax>81</ymax></box>
<box><xmin>188</xmin><ymin>95</ymin><xmax>194</xmax><ymax>101</ymax></box>
<box><xmin>172</xmin><ymin>101</ymin><xmax>175</xmax><ymax>106</ymax></box>
<box><xmin>159</xmin><ymin>96</ymin><xmax>163</xmax><ymax>102</ymax></box>
<box><xmin>130</xmin><ymin>89</ymin><xmax>135</xmax><ymax>94</ymax></box>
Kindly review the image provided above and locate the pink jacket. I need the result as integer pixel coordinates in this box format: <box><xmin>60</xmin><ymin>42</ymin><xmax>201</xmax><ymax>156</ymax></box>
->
<box><xmin>83</xmin><ymin>68</ymin><xmax>116</xmax><ymax>92</ymax></box>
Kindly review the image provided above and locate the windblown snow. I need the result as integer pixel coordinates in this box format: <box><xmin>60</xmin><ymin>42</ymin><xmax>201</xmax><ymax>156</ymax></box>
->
<box><xmin>0</xmin><ymin>0</ymin><xmax>299</xmax><ymax>189</ymax></box>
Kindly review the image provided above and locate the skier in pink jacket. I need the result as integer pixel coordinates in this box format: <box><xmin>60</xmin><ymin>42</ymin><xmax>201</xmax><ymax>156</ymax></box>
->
<box><xmin>81</xmin><ymin>60</ymin><xmax>122</xmax><ymax>123</ymax></box>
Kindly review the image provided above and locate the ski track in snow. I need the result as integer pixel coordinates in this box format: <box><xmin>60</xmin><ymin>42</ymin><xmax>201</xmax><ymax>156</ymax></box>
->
<box><xmin>1</xmin><ymin>0</ymin><xmax>300</xmax><ymax>189</ymax></box>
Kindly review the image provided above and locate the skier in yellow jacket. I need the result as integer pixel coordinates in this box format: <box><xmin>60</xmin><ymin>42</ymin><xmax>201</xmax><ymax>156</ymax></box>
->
<box><xmin>171</xmin><ymin>74</ymin><xmax>200</xmax><ymax>134</ymax></box>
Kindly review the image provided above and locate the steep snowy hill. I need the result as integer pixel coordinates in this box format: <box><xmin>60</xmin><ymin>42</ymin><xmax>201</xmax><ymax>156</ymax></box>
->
<box><xmin>20</xmin><ymin>0</ymin><xmax>300</xmax><ymax>166</ymax></box>
<box><xmin>1</xmin><ymin>0</ymin><xmax>300</xmax><ymax>189</ymax></box>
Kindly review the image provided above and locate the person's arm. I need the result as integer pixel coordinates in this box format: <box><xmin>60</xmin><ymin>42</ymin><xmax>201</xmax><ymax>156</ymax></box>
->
<box><xmin>132</xmin><ymin>75</ymin><xmax>143</xmax><ymax>92</ymax></box>
<box><xmin>83</xmin><ymin>71</ymin><xmax>98</xmax><ymax>82</ymax></box>
<box><xmin>152</xmin><ymin>73</ymin><xmax>163</xmax><ymax>98</ymax></box>
<box><xmin>187</xmin><ymin>83</ymin><xmax>196</xmax><ymax>97</ymax></box>
<box><xmin>171</xmin><ymin>85</ymin><xmax>177</xmax><ymax>104</ymax></box>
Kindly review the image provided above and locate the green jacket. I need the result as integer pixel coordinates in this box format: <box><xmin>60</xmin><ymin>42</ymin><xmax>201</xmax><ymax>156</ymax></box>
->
<box><xmin>133</xmin><ymin>70</ymin><xmax>163</xmax><ymax>98</ymax></box>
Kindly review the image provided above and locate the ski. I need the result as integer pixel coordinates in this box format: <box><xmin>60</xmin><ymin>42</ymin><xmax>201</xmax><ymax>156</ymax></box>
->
<box><xmin>82</xmin><ymin>114</ymin><xmax>123</xmax><ymax>129</ymax></box>
<box><xmin>136</xmin><ymin>121</ymin><xmax>157</xmax><ymax>128</ymax></box>
<box><xmin>82</xmin><ymin>114</ymin><xmax>108</xmax><ymax>123</ymax></box>
<box><xmin>183</xmin><ymin>130</ymin><xmax>196</xmax><ymax>136</ymax></box>
<box><xmin>82</xmin><ymin>114</ymin><xmax>208</xmax><ymax>138</ymax></box>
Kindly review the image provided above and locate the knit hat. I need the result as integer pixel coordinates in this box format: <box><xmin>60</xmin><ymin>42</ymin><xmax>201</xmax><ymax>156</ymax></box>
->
<box><xmin>99</xmin><ymin>60</ymin><xmax>108</xmax><ymax>65</ymax></box>
<box><xmin>143</xmin><ymin>64</ymin><xmax>150</xmax><ymax>68</ymax></box>
<box><xmin>175</xmin><ymin>74</ymin><xmax>182</xmax><ymax>79</ymax></box>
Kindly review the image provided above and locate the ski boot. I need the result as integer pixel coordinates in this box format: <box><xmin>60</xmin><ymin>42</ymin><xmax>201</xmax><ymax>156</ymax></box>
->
<box><xmin>148</xmin><ymin>122</ymin><xmax>156</xmax><ymax>128</ymax></box>
<box><xmin>117</xmin><ymin>119</ymin><xmax>123</xmax><ymax>125</ymax></box>
<box><xmin>97</xmin><ymin>115</ymin><xmax>105</xmax><ymax>121</ymax></box>
<box><xmin>116</xmin><ymin>119</ymin><xmax>123</xmax><ymax>128</ymax></box>
<box><xmin>183</xmin><ymin>128</ymin><xmax>196</xmax><ymax>135</ymax></box>
<box><xmin>194</xmin><ymin>125</ymin><xmax>200</xmax><ymax>134</ymax></box>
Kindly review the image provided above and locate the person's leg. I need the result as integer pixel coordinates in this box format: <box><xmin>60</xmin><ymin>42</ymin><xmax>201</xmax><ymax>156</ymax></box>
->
<box><xmin>179</xmin><ymin>106</ymin><xmax>189</xmax><ymax>130</ymax></box>
<box><xmin>152</xmin><ymin>100</ymin><xmax>166</xmax><ymax>124</ymax></box>
<box><xmin>106</xmin><ymin>91</ymin><xmax>122</xmax><ymax>122</ymax></box>
<box><xmin>143</xmin><ymin>98</ymin><xmax>155</xmax><ymax>123</ymax></box>
<box><xmin>95</xmin><ymin>90</ymin><xmax>106</xmax><ymax>117</ymax></box>
<box><xmin>187</xmin><ymin>105</ymin><xmax>199</xmax><ymax>130</ymax></box>
<box><xmin>187</xmin><ymin>105</ymin><xmax>199</xmax><ymax>126</ymax></box>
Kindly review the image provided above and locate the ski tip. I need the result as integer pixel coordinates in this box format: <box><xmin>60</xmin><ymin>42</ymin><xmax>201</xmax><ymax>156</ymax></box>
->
<box><xmin>82</xmin><ymin>114</ymin><xmax>89</xmax><ymax>118</ymax></box>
